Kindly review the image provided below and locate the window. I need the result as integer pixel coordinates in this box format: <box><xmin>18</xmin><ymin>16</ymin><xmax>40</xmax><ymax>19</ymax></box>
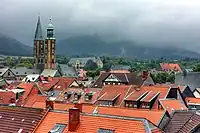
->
<box><xmin>48</xmin><ymin>123</ymin><xmax>66</xmax><ymax>133</ymax></box>
<box><xmin>98</xmin><ymin>128</ymin><xmax>115</xmax><ymax>133</ymax></box>
<box><xmin>8</xmin><ymin>72</ymin><xmax>10</xmax><ymax>76</ymax></box>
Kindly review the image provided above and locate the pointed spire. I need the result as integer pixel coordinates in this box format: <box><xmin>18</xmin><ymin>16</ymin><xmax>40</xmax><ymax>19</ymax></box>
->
<box><xmin>34</xmin><ymin>15</ymin><xmax>43</xmax><ymax>40</ymax></box>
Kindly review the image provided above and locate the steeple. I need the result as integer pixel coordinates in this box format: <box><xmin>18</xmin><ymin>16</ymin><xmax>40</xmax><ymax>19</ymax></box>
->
<box><xmin>34</xmin><ymin>16</ymin><xmax>43</xmax><ymax>40</ymax></box>
<box><xmin>47</xmin><ymin>18</ymin><xmax>54</xmax><ymax>38</ymax></box>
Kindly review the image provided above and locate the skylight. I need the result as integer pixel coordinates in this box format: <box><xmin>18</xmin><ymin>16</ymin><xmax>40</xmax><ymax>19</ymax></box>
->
<box><xmin>49</xmin><ymin>123</ymin><xmax>66</xmax><ymax>133</ymax></box>
<box><xmin>98</xmin><ymin>128</ymin><xmax>115</xmax><ymax>133</ymax></box>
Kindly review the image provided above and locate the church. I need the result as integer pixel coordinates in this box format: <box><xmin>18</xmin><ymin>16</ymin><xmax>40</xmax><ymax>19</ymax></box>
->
<box><xmin>34</xmin><ymin>16</ymin><xmax>56</xmax><ymax>70</ymax></box>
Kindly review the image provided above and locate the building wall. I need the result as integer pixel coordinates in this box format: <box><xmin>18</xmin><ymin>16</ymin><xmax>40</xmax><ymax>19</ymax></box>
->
<box><xmin>45</xmin><ymin>39</ymin><xmax>56</xmax><ymax>69</ymax></box>
<box><xmin>34</xmin><ymin>40</ymin><xmax>45</xmax><ymax>70</ymax></box>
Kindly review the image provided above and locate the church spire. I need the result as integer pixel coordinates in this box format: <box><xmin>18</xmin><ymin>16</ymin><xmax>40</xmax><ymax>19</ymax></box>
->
<box><xmin>34</xmin><ymin>15</ymin><xmax>43</xmax><ymax>40</ymax></box>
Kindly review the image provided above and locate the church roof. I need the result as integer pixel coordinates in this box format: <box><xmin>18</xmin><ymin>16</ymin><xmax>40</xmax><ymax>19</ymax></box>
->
<box><xmin>34</xmin><ymin>16</ymin><xmax>43</xmax><ymax>40</ymax></box>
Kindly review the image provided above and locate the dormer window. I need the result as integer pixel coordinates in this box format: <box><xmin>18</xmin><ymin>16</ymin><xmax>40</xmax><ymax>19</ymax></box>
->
<box><xmin>64</xmin><ymin>92</ymin><xmax>72</xmax><ymax>99</ymax></box>
<box><xmin>85</xmin><ymin>92</ymin><xmax>93</xmax><ymax>101</ymax></box>
<box><xmin>74</xmin><ymin>92</ymin><xmax>82</xmax><ymax>100</ymax></box>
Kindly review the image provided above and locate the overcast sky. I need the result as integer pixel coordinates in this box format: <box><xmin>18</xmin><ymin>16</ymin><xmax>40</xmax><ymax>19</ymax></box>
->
<box><xmin>1</xmin><ymin>0</ymin><xmax>200</xmax><ymax>51</ymax></box>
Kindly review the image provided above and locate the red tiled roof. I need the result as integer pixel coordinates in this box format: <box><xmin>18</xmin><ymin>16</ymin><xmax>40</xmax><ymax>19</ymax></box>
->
<box><xmin>125</xmin><ymin>89</ymin><xmax>148</xmax><ymax>101</ymax></box>
<box><xmin>38</xmin><ymin>79</ymin><xmax>59</xmax><ymax>91</ymax></box>
<box><xmin>159</xmin><ymin>99</ymin><xmax>188</xmax><ymax>114</ymax></box>
<box><xmin>17</xmin><ymin>83</ymin><xmax>35</xmax><ymax>100</ymax></box>
<box><xmin>79</xmin><ymin>88</ymin><xmax>101</xmax><ymax>104</ymax></box>
<box><xmin>141</xmin><ymin>91</ymin><xmax>160</xmax><ymax>102</ymax></box>
<box><xmin>24</xmin><ymin>95</ymin><xmax>48</xmax><ymax>108</ymax></box>
<box><xmin>160</xmin><ymin>63</ymin><xmax>182</xmax><ymax>72</ymax></box>
<box><xmin>96</xmin><ymin>106</ymin><xmax>165</xmax><ymax>126</ymax></box>
<box><xmin>35</xmin><ymin>111</ymin><xmax>147</xmax><ymax>133</ymax></box>
<box><xmin>0</xmin><ymin>106</ymin><xmax>46</xmax><ymax>133</ymax></box>
<box><xmin>53</xmin><ymin>77</ymin><xmax>77</xmax><ymax>91</ymax></box>
<box><xmin>185</xmin><ymin>97</ymin><xmax>200</xmax><ymax>105</ymax></box>
<box><xmin>0</xmin><ymin>91</ymin><xmax>16</xmax><ymax>105</ymax></box>
<box><xmin>98</xmin><ymin>85</ymin><xmax>131</xmax><ymax>106</ymax></box>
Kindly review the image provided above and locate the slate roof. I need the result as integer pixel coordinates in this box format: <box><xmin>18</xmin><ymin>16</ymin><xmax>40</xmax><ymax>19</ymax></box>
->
<box><xmin>35</xmin><ymin>110</ymin><xmax>153</xmax><ymax>133</ymax></box>
<box><xmin>68</xmin><ymin>57</ymin><xmax>100</xmax><ymax>65</ymax></box>
<box><xmin>111</xmin><ymin>65</ymin><xmax>131</xmax><ymax>70</ymax></box>
<box><xmin>0</xmin><ymin>106</ymin><xmax>46</xmax><ymax>132</ymax></box>
<box><xmin>163</xmin><ymin>111</ymin><xmax>200</xmax><ymax>133</ymax></box>
<box><xmin>0</xmin><ymin>68</ymin><xmax>8</xmax><ymax>76</ymax></box>
<box><xmin>92</xmin><ymin>72</ymin><xmax>144</xmax><ymax>88</ymax></box>
<box><xmin>175</xmin><ymin>72</ymin><xmax>200</xmax><ymax>91</ymax></box>
<box><xmin>41</xmin><ymin>69</ymin><xmax>60</xmax><ymax>77</ymax></box>
<box><xmin>11</xmin><ymin>67</ymin><xmax>41</xmax><ymax>76</ymax></box>
<box><xmin>34</xmin><ymin>16</ymin><xmax>43</xmax><ymax>40</ymax></box>
<box><xmin>58</xmin><ymin>64</ymin><xmax>78</xmax><ymax>77</ymax></box>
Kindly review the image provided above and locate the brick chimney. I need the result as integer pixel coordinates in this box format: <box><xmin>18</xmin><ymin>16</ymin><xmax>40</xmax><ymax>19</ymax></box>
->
<box><xmin>74</xmin><ymin>103</ymin><xmax>82</xmax><ymax>112</ymax></box>
<box><xmin>46</xmin><ymin>100</ymin><xmax>54</xmax><ymax>110</ymax></box>
<box><xmin>68</xmin><ymin>108</ymin><xmax>80</xmax><ymax>131</ymax></box>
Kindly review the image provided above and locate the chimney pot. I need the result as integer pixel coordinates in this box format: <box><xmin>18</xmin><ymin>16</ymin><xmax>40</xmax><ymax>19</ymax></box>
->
<box><xmin>74</xmin><ymin>103</ymin><xmax>83</xmax><ymax>112</ymax></box>
<box><xmin>68</xmin><ymin>108</ymin><xmax>80</xmax><ymax>131</ymax></box>
<box><xmin>46</xmin><ymin>100</ymin><xmax>54</xmax><ymax>110</ymax></box>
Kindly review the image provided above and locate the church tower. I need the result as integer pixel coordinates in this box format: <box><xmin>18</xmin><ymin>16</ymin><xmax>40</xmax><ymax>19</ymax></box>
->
<box><xmin>44</xmin><ymin>19</ymin><xmax>56</xmax><ymax>69</ymax></box>
<box><xmin>33</xmin><ymin>16</ymin><xmax>45</xmax><ymax>70</ymax></box>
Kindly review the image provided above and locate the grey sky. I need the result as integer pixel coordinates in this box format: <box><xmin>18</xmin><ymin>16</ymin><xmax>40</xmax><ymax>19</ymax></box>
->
<box><xmin>1</xmin><ymin>0</ymin><xmax>200</xmax><ymax>51</ymax></box>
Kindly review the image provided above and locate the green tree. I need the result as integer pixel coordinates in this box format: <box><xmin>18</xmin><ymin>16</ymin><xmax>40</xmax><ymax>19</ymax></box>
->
<box><xmin>84</xmin><ymin>60</ymin><xmax>98</xmax><ymax>70</ymax></box>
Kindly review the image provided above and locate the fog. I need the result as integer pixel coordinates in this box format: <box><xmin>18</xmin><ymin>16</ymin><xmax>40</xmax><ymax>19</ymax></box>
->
<box><xmin>1</xmin><ymin>0</ymin><xmax>200</xmax><ymax>52</ymax></box>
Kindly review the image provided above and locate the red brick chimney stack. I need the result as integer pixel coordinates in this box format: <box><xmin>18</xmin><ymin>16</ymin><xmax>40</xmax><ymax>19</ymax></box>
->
<box><xmin>46</xmin><ymin>100</ymin><xmax>54</xmax><ymax>110</ymax></box>
<box><xmin>68</xmin><ymin>108</ymin><xmax>80</xmax><ymax>131</ymax></box>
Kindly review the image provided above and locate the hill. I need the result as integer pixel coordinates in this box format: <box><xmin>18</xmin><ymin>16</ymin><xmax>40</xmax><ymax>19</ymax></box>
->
<box><xmin>0</xmin><ymin>33</ymin><xmax>32</xmax><ymax>56</ymax></box>
<box><xmin>57</xmin><ymin>35</ymin><xmax>200</xmax><ymax>59</ymax></box>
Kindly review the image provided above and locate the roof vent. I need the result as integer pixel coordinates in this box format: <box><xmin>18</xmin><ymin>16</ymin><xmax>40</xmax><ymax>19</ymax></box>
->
<box><xmin>171</xmin><ymin>108</ymin><xmax>174</xmax><ymax>111</ymax></box>
<box><xmin>32</xmin><ymin>120</ymin><xmax>35</xmax><ymax>123</ymax></box>
<box><xmin>0</xmin><ymin>116</ymin><xmax>2</xmax><ymax>118</ymax></box>
<box><xmin>12</xmin><ymin>118</ymin><xmax>15</xmax><ymax>120</ymax></box>
<box><xmin>181</xmin><ymin>107</ymin><xmax>184</xmax><ymax>110</ymax></box>
<box><xmin>21</xmin><ymin>119</ymin><xmax>25</xmax><ymax>122</ymax></box>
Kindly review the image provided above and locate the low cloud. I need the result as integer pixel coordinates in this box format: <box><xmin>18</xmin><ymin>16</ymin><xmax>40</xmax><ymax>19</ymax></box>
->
<box><xmin>1</xmin><ymin>0</ymin><xmax>200</xmax><ymax>51</ymax></box>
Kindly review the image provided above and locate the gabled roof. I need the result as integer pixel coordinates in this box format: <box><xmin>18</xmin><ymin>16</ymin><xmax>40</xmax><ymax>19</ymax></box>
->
<box><xmin>41</xmin><ymin>69</ymin><xmax>60</xmax><ymax>77</ymax></box>
<box><xmin>35</xmin><ymin>110</ymin><xmax>152</xmax><ymax>133</ymax></box>
<box><xmin>38</xmin><ymin>79</ymin><xmax>59</xmax><ymax>91</ymax></box>
<box><xmin>53</xmin><ymin>77</ymin><xmax>77</xmax><ymax>90</ymax></box>
<box><xmin>0</xmin><ymin>68</ymin><xmax>8</xmax><ymax>76</ymax></box>
<box><xmin>22</xmin><ymin>74</ymin><xmax>40</xmax><ymax>82</ymax></box>
<box><xmin>160</xmin><ymin>63</ymin><xmax>182</xmax><ymax>72</ymax></box>
<box><xmin>68</xmin><ymin>57</ymin><xmax>100</xmax><ymax>65</ymax></box>
<box><xmin>11</xmin><ymin>67</ymin><xmax>41</xmax><ymax>76</ymax></box>
<box><xmin>58</xmin><ymin>64</ymin><xmax>78</xmax><ymax>77</ymax></box>
<box><xmin>0</xmin><ymin>106</ymin><xmax>46</xmax><ymax>132</ymax></box>
<box><xmin>175</xmin><ymin>72</ymin><xmax>200</xmax><ymax>91</ymax></box>
<box><xmin>92</xmin><ymin>72</ymin><xmax>144</xmax><ymax>88</ymax></box>
<box><xmin>164</xmin><ymin>111</ymin><xmax>200</xmax><ymax>133</ymax></box>
<box><xmin>111</xmin><ymin>65</ymin><xmax>131</xmax><ymax>70</ymax></box>
<box><xmin>159</xmin><ymin>99</ymin><xmax>187</xmax><ymax>114</ymax></box>
<box><xmin>98</xmin><ymin>85</ymin><xmax>131</xmax><ymax>106</ymax></box>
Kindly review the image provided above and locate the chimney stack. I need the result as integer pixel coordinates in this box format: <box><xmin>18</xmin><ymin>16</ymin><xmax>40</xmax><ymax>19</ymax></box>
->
<box><xmin>68</xmin><ymin>108</ymin><xmax>80</xmax><ymax>131</ymax></box>
<box><xmin>74</xmin><ymin>103</ymin><xmax>83</xmax><ymax>112</ymax></box>
<box><xmin>46</xmin><ymin>100</ymin><xmax>54</xmax><ymax>110</ymax></box>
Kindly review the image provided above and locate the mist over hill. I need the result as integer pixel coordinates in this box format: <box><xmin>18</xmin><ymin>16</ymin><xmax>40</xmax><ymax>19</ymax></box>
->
<box><xmin>0</xmin><ymin>33</ymin><xmax>200</xmax><ymax>59</ymax></box>
<box><xmin>57</xmin><ymin>35</ymin><xmax>200</xmax><ymax>59</ymax></box>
